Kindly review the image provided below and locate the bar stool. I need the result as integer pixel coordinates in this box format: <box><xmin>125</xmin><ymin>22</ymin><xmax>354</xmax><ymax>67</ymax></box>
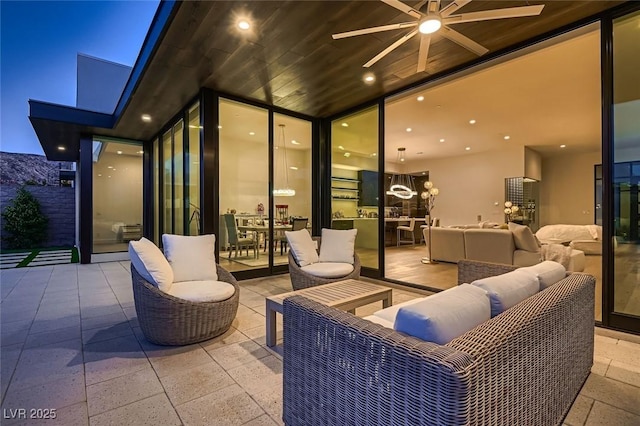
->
<box><xmin>397</xmin><ymin>218</ymin><xmax>416</xmax><ymax>246</ymax></box>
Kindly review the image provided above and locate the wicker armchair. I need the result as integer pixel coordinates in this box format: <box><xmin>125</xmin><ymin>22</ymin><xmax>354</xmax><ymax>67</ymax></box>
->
<box><xmin>131</xmin><ymin>263</ymin><xmax>239</xmax><ymax>345</ymax></box>
<box><xmin>288</xmin><ymin>237</ymin><xmax>361</xmax><ymax>290</ymax></box>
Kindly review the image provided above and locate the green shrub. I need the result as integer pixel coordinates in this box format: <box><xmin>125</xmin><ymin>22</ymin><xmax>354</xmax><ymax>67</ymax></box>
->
<box><xmin>2</xmin><ymin>187</ymin><xmax>48</xmax><ymax>249</ymax></box>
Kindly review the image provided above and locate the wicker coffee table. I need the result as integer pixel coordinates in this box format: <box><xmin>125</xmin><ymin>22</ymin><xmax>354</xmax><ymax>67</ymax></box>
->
<box><xmin>266</xmin><ymin>279</ymin><xmax>392</xmax><ymax>347</ymax></box>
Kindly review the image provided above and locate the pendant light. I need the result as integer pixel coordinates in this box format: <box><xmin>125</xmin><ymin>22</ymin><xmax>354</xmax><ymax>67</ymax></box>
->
<box><xmin>386</xmin><ymin>147</ymin><xmax>417</xmax><ymax>199</ymax></box>
<box><xmin>273</xmin><ymin>124</ymin><xmax>295</xmax><ymax>197</ymax></box>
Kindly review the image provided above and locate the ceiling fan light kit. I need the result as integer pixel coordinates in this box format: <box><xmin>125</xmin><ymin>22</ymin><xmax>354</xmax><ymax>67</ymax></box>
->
<box><xmin>332</xmin><ymin>0</ymin><xmax>545</xmax><ymax>73</ymax></box>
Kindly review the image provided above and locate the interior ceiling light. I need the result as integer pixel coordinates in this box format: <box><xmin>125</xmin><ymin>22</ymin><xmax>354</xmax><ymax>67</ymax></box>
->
<box><xmin>469</xmin><ymin>119</ymin><xmax>476</xmax><ymax>124</ymax></box>
<box><xmin>363</xmin><ymin>73</ymin><xmax>375</xmax><ymax>83</ymax></box>
<box><xmin>217</xmin><ymin>125</ymin><xmax>222</xmax><ymax>129</ymax></box>
<box><xmin>338</xmin><ymin>145</ymin><xmax>345</xmax><ymax>150</ymax></box>
<box><xmin>560</xmin><ymin>144</ymin><xmax>567</xmax><ymax>148</ymax></box>
<box><xmin>419</xmin><ymin>16</ymin><xmax>441</xmax><ymax>34</ymax></box>
<box><xmin>386</xmin><ymin>147</ymin><xmax>417</xmax><ymax>199</ymax></box>
<box><xmin>289</xmin><ymin>166</ymin><xmax>298</xmax><ymax>170</ymax></box>
<box><xmin>273</xmin><ymin>124</ymin><xmax>295</xmax><ymax>197</ymax></box>
<box><xmin>249</xmin><ymin>131</ymin><xmax>255</xmax><ymax>136</ymax></box>
<box><xmin>57</xmin><ymin>146</ymin><xmax>65</xmax><ymax>151</ymax></box>
<box><xmin>465</xmin><ymin>147</ymin><xmax>471</xmax><ymax>151</ymax></box>
<box><xmin>291</xmin><ymin>140</ymin><xmax>300</xmax><ymax>145</ymax></box>
<box><xmin>141</xmin><ymin>114</ymin><xmax>151</xmax><ymax>122</ymax></box>
<box><xmin>439</xmin><ymin>138</ymin><xmax>445</xmax><ymax>142</ymax></box>
<box><xmin>504</xmin><ymin>135</ymin><xmax>511</xmax><ymax>140</ymax></box>
<box><xmin>417</xmin><ymin>96</ymin><xmax>425</xmax><ymax>101</ymax></box>
<box><xmin>344</xmin><ymin>152</ymin><xmax>351</xmax><ymax>157</ymax></box>
<box><xmin>406</xmin><ymin>127</ymin><xmax>412</xmax><ymax>132</ymax></box>
<box><xmin>372</xmin><ymin>153</ymin><xmax>377</xmax><ymax>156</ymax></box>
<box><xmin>107</xmin><ymin>166</ymin><xmax>113</xmax><ymax>169</ymax></box>
<box><xmin>238</xmin><ymin>20</ymin><xmax>250</xmax><ymax>30</ymax></box>
<box><xmin>138</xmin><ymin>150</ymin><xmax>144</xmax><ymax>154</ymax></box>
<box><xmin>116</xmin><ymin>150</ymin><xmax>123</xmax><ymax>155</ymax></box>
<box><xmin>341</xmin><ymin>122</ymin><xmax>349</xmax><ymax>127</ymax></box>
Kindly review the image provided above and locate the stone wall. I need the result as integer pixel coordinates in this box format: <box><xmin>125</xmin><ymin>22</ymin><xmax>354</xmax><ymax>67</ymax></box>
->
<box><xmin>1</xmin><ymin>184</ymin><xmax>75</xmax><ymax>249</ymax></box>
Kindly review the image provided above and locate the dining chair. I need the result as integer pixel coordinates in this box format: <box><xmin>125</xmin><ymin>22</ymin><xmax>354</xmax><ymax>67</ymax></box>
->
<box><xmin>280</xmin><ymin>218</ymin><xmax>309</xmax><ymax>255</ymax></box>
<box><xmin>397</xmin><ymin>218</ymin><xmax>416</xmax><ymax>246</ymax></box>
<box><xmin>223</xmin><ymin>214</ymin><xmax>257</xmax><ymax>258</ymax></box>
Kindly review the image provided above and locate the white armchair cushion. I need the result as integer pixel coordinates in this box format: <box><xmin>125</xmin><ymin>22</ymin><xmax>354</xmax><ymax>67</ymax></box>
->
<box><xmin>162</xmin><ymin>234</ymin><xmax>217</xmax><ymax>282</ymax></box>
<box><xmin>472</xmin><ymin>269</ymin><xmax>540</xmax><ymax>317</ymax></box>
<box><xmin>285</xmin><ymin>229</ymin><xmax>319</xmax><ymax>267</ymax></box>
<box><xmin>166</xmin><ymin>280</ymin><xmax>235</xmax><ymax>302</ymax></box>
<box><xmin>128</xmin><ymin>237</ymin><xmax>174</xmax><ymax>292</ymax></box>
<box><xmin>508</xmin><ymin>222</ymin><xmax>540</xmax><ymax>252</ymax></box>
<box><xmin>393</xmin><ymin>284</ymin><xmax>490</xmax><ymax>344</ymax></box>
<box><xmin>319</xmin><ymin>228</ymin><xmax>357</xmax><ymax>264</ymax></box>
<box><xmin>520</xmin><ymin>260</ymin><xmax>567</xmax><ymax>290</ymax></box>
<box><xmin>371</xmin><ymin>298</ymin><xmax>425</xmax><ymax>323</ymax></box>
<box><xmin>300</xmin><ymin>262</ymin><xmax>354</xmax><ymax>278</ymax></box>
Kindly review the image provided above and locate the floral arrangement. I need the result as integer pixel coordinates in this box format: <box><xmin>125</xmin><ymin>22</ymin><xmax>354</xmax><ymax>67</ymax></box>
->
<box><xmin>420</xmin><ymin>181</ymin><xmax>439</xmax><ymax>215</ymax></box>
<box><xmin>504</xmin><ymin>201</ymin><xmax>520</xmax><ymax>222</ymax></box>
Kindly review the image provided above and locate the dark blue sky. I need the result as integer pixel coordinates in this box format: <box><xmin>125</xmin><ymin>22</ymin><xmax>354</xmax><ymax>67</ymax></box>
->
<box><xmin>1</xmin><ymin>0</ymin><xmax>159</xmax><ymax>155</ymax></box>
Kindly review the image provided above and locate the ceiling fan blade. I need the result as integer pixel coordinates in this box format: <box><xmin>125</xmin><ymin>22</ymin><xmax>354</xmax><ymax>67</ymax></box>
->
<box><xmin>380</xmin><ymin>0</ymin><xmax>422</xmax><ymax>19</ymax></box>
<box><xmin>364</xmin><ymin>29</ymin><xmax>419</xmax><ymax>67</ymax></box>
<box><xmin>440</xmin><ymin>26</ymin><xmax>489</xmax><ymax>56</ymax></box>
<box><xmin>332</xmin><ymin>22</ymin><xmax>418</xmax><ymax>39</ymax></box>
<box><xmin>416</xmin><ymin>34</ymin><xmax>431</xmax><ymax>72</ymax></box>
<box><xmin>439</xmin><ymin>0</ymin><xmax>473</xmax><ymax>18</ymax></box>
<box><xmin>443</xmin><ymin>5</ymin><xmax>545</xmax><ymax>25</ymax></box>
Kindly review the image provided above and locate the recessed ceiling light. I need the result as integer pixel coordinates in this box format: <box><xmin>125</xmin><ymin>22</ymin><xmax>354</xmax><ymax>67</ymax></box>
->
<box><xmin>238</xmin><ymin>20</ymin><xmax>250</xmax><ymax>30</ymax></box>
<box><xmin>98</xmin><ymin>174</ymin><xmax>102</xmax><ymax>177</ymax></box>
<box><xmin>116</xmin><ymin>150</ymin><xmax>123</xmax><ymax>155</ymax></box>
<box><xmin>422</xmin><ymin>172</ymin><xmax>426</xmax><ymax>175</ymax></box>
<box><xmin>338</xmin><ymin>145</ymin><xmax>344</xmax><ymax>150</ymax></box>
<box><xmin>439</xmin><ymin>138</ymin><xmax>445</xmax><ymax>143</ymax></box>
<box><xmin>417</xmin><ymin>96</ymin><xmax>424</xmax><ymax>102</ymax></box>
<box><xmin>419</xmin><ymin>17</ymin><xmax>442</xmax><ymax>34</ymax></box>
<box><xmin>465</xmin><ymin>147</ymin><xmax>471</xmax><ymax>151</ymax></box>
<box><xmin>341</xmin><ymin>122</ymin><xmax>349</xmax><ymax>127</ymax></box>
<box><xmin>107</xmin><ymin>166</ymin><xmax>113</xmax><ymax>169</ymax></box>
<box><xmin>217</xmin><ymin>125</ymin><xmax>222</xmax><ymax>129</ymax></box>
<box><xmin>188</xmin><ymin>125</ymin><xmax>203</xmax><ymax>129</ymax></box>
<box><xmin>469</xmin><ymin>119</ymin><xmax>476</xmax><ymax>124</ymax></box>
<box><xmin>400</xmin><ymin>157</ymin><xmax>405</xmax><ymax>162</ymax></box>
<box><xmin>372</xmin><ymin>153</ymin><xmax>377</xmax><ymax>157</ymax></box>
<box><xmin>363</xmin><ymin>73</ymin><xmax>375</xmax><ymax>84</ymax></box>
<box><xmin>57</xmin><ymin>146</ymin><xmax>65</xmax><ymax>151</ymax></box>
<box><xmin>344</xmin><ymin>152</ymin><xmax>351</xmax><ymax>157</ymax></box>
<box><xmin>141</xmin><ymin>114</ymin><xmax>151</xmax><ymax>122</ymax></box>
<box><xmin>504</xmin><ymin>135</ymin><xmax>511</xmax><ymax>140</ymax></box>
<box><xmin>406</xmin><ymin>128</ymin><xmax>412</xmax><ymax>132</ymax></box>
<box><xmin>108</xmin><ymin>176</ymin><xmax>111</xmax><ymax>178</ymax></box>
<box><xmin>560</xmin><ymin>144</ymin><xmax>567</xmax><ymax>148</ymax></box>
<box><xmin>291</xmin><ymin>140</ymin><xmax>300</xmax><ymax>145</ymax></box>
<box><xmin>112</xmin><ymin>168</ymin><xmax>116</xmax><ymax>171</ymax></box>
<box><xmin>249</xmin><ymin>131</ymin><xmax>255</xmax><ymax>136</ymax></box>
<box><xmin>289</xmin><ymin>166</ymin><xmax>298</xmax><ymax>170</ymax></box>
<box><xmin>138</xmin><ymin>150</ymin><xmax>144</xmax><ymax>154</ymax></box>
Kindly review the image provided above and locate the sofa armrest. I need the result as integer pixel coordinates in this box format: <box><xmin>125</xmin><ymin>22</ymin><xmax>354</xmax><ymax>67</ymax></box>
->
<box><xmin>283</xmin><ymin>295</ymin><xmax>475</xmax><ymax>426</ymax></box>
<box><xmin>457</xmin><ymin>259</ymin><xmax>518</xmax><ymax>285</ymax></box>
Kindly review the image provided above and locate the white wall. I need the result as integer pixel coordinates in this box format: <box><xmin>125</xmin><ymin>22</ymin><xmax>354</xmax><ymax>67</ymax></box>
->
<box><xmin>540</xmin><ymin>150</ymin><xmax>600</xmax><ymax>226</ymax></box>
<box><xmin>77</xmin><ymin>54</ymin><xmax>131</xmax><ymax>114</ymax></box>
<box><xmin>407</xmin><ymin>146</ymin><xmax>524</xmax><ymax>225</ymax></box>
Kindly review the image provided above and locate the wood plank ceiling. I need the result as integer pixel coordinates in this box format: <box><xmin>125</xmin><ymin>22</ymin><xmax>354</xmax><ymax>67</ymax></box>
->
<box><xmin>108</xmin><ymin>0</ymin><xmax>625</xmax><ymax>141</ymax></box>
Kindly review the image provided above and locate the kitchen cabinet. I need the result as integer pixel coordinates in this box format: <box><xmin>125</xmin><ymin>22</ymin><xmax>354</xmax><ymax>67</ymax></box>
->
<box><xmin>358</xmin><ymin>171</ymin><xmax>378</xmax><ymax>207</ymax></box>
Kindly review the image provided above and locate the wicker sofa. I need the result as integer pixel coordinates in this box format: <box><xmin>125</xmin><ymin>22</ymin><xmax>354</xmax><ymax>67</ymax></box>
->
<box><xmin>283</xmin><ymin>260</ymin><xmax>595</xmax><ymax>426</ymax></box>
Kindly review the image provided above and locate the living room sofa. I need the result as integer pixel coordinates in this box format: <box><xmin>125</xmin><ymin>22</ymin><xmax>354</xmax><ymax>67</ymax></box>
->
<box><xmin>429</xmin><ymin>227</ymin><xmax>585</xmax><ymax>271</ymax></box>
<box><xmin>282</xmin><ymin>260</ymin><xmax>595</xmax><ymax>426</ymax></box>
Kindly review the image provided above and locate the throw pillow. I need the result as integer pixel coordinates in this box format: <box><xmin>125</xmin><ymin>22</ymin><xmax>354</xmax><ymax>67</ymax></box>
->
<box><xmin>285</xmin><ymin>229</ymin><xmax>319</xmax><ymax>267</ymax></box>
<box><xmin>162</xmin><ymin>234</ymin><xmax>217</xmax><ymax>282</ymax></box>
<box><xmin>319</xmin><ymin>228</ymin><xmax>358</xmax><ymax>264</ymax></box>
<box><xmin>393</xmin><ymin>284</ymin><xmax>490</xmax><ymax>344</ymax></box>
<box><xmin>509</xmin><ymin>222</ymin><xmax>540</xmax><ymax>252</ymax></box>
<box><xmin>129</xmin><ymin>237</ymin><xmax>174</xmax><ymax>291</ymax></box>
<box><xmin>472</xmin><ymin>269</ymin><xmax>539</xmax><ymax>317</ymax></box>
<box><xmin>520</xmin><ymin>260</ymin><xmax>566</xmax><ymax>290</ymax></box>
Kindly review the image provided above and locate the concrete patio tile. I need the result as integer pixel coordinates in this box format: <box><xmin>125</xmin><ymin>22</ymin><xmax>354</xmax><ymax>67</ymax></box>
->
<box><xmin>160</xmin><ymin>361</ymin><xmax>234</xmax><ymax>406</ymax></box>
<box><xmin>1</xmin><ymin>374</ymin><xmax>85</xmax><ymax>417</ymax></box>
<box><xmin>82</xmin><ymin>321</ymin><xmax>134</xmax><ymax>345</ymax></box>
<box><xmin>24</xmin><ymin>325</ymin><xmax>81</xmax><ymax>349</ymax></box>
<box><xmin>226</xmin><ymin>355</ymin><xmax>282</xmax><ymax>396</ymax></box>
<box><xmin>79</xmin><ymin>303</ymin><xmax>126</xmax><ymax>320</ymax></box>
<box><xmin>208</xmin><ymin>340</ymin><xmax>270</xmax><ymax>371</ymax></box>
<box><xmin>595</xmin><ymin>328</ymin><xmax>640</xmax><ymax>345</ymax></box>
<box><xmin>80</xmin><ymin>311</ymin><xmax>128</xmax><ymax>331</ymax></box>
<box><xmin>605</xmin><ymin>360</ymin><xmax>640</xmax><ymax>388</ymax></box>
<box><xmin>89</xmin><ymin>393</ymin><xmax>181</xmax><ymax>426</ymax></box>
<box><xmin>242</xmin><ymin>414</ymin><xmax>280</xmax><ymax>426</ymax></box>
<box><xmin>1</xmin><ymin>343</ymin><xmax>23</xmax><ymax>400</ymax></box>
<box><xmin>175</xmin><ymin>383</ymin><xmax>264</xmax><ymax>426</ymax></box>
<box><xmin>1</xmin><ymin>304</ymin><xmax>39</xmax><ymax>323</ymax></box>
<box><xmin>17</xmin><ymin>338</ymin><xmax>82</xmax><ymax>368</ymax></box>
<box><xmin>581</xmin><ymin>374</ymin><xmax>640</xmax><ymax>416</ymax></box>
<box><xmin>594</xmin><ymin>338</ymin><xmax>640</xmax><ymax>368</ymax></box>
<box><xmin>585</xmin><ymin>401</ymin><xmax>640</xmax><ymax>426</ymax></box>
<box><xmin>86</xmin><ymin>367</ymin><xmax>163</xmax><ymax>416</ymax></box>
<box><xmin>83</xmin><ymin>335</ymin><xmax>150</xmax><ymax>386</ymax></box>
<box><xmin>591</xmin><ymin>355</ymin><xmax>611</xmax><ymax>376</ymax></box>
<box><xmin>148</xmin><ymin>346</ymin><xmax>214</xmax><ymax>378</ymax></box>
<box><xmin>234</xmin><ymin>309</ymin><xmax>267</xmax><ymax>332</ymax></box>
<box><xmin>1</xmin><ymin>320</ymin><xmax>32</xmax><ymax>346</ymax></box>
<box><xmin>10</xmin><ymin>360</ymin><xmax>84</xmax><ymax>391</ymax></box>
<box><xmin>200</xmin><ymin>327</ymin><xmax>249</xmax><ymax>351</ymax></box>
<box><xmin>251</xmin><ymin>380</ymin><xmax>283</xmax><ymax>420</ymax></box>
<box><xmin>564</xmin><ymin>395</ymin><xmax>594</xmax><ymax>426</ymax></box>
<box><xmin>239</xmin><ymin>288</ymin><xmax>266</xmax><ymax>309</ymax></box>
<box><xmin>30</xmin><ymin>314</ymin><xmax>81</xmax><ymax>334</ymax></box>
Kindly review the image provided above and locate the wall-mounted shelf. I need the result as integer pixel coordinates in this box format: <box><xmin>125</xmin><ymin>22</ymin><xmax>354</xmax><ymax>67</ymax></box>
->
<box><xmin>332</xmin><ymin>177</ymin><xmax>360</xmax><ymax>183</ymax></box>
<box><xmin>332</xmin><ymin>197</ymin><xmax>359</xmax><ymax>201</ymax></box>
<box><xmin>331</xmin><ymin>187</ymin><xmax>360</xmax><ymax>192</ymax></box>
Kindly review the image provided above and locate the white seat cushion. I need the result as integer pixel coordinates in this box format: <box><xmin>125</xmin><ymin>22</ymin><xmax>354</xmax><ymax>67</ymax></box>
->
<box><xmin>472</xmin><ymin>269</ymin><xmax>539</xmax><ymax>317</ymax></box>
<box><xmin>162</xmin><ymin>234</ymin><xmax>217</xmax><ymax>282</ymax></box>
<box><xmin>394</xmin><ymin>284</ymin><xmax>491</xmax><ymax>344</ymax></box>
<box><xmin>300</xmin><ymin>262</ymin><xmax>354</xmax><ymax>278</ymax></box>
<box><xmin>363</xmin><ymin>315</ymin><xmax>394</xmax><ymax>329</ymax></box>
<box><xmin>509</xmin><ymin>222</ymin><xmax>540</xmax><ymax>252</ymax></box>
<box><xmin>319</xmin><ymin>228</ymin><xmax>357</xmax><ymax>264</ymax></box>
<box><xmin>519</xmin><ymin>260</ymin><xmax>567</xmax><ymax>290</ymax></box>
<box><xmin>129</xmin><ymin>238</ymin><xmax>174</xmax><ymax>292</ymax></box>
<box><xmin>166</xmin><ymin>280</ymin><xmax>235</xmax><ymax>303</ymax></box>
<box><xmin>285</xmin><ymin>229</ymin><xmax>319</xmax><ymax>267</ymax></box>
<box><xmin>372</xmin><ymin>297</ymin><xmax>425</xmax><ymax>323</ymax></box>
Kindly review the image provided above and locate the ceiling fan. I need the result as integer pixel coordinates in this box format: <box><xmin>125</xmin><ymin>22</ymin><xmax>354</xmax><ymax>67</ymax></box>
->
<box><xmin>332</xmin><ymin>0</ymin><xmax>545</xmax><ymax>73</ymax></box>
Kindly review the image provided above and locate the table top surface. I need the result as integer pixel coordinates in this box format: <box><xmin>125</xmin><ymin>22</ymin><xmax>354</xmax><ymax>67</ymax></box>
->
<box><xmin>267</xmin><ymin>279</ymin><xmax>391</xmax><ymax>307</ymax></box>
